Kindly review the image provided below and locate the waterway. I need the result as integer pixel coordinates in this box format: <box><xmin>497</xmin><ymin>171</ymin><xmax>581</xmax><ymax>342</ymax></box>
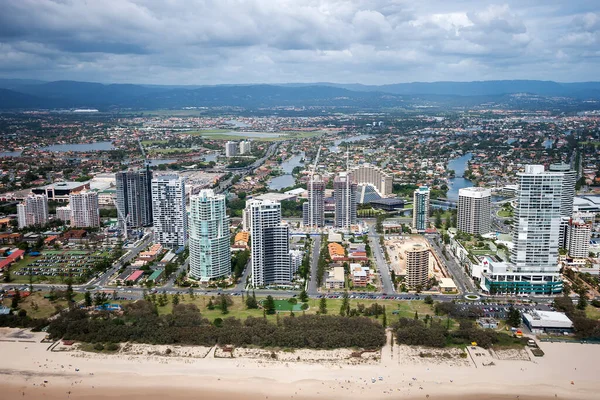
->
<box><xmin>0</xmin><ymin>151</ymin><xmax>22</xmax><ymax>157</ymax></box>
<box><xmin>446</xmin><ymin>152</ymin><xmax>473</xmax><ymax>201</ymax></box>
<box><xmin>226</xmin><ymin>120</ymin><xmax>250</xmax><ymax>128</ymax></box>
<box><xmin>268</xmin><ymin>151</ymin><xmax>305</xmax><ymax>190</ymax></box>
<box><xmin>147</xmin><ymin>159</ymin><xmax>177</xmax><ymax>166</ymax></box>
<box><xmin>328</xmin><ymin>134</ymin><xmax>373</xmax><ymax>152</ymax></box>
<box><xmin>40</xmin><ymin>141</ymin><xmax>114</xmax><ymax>152</ymax></box>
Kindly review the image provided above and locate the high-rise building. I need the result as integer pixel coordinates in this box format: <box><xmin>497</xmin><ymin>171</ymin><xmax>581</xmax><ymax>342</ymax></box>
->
<box><xmin>457</xmin><ymin>187</ymin><xmax>491</xmax><ymax>235</ymax></box>
<box><xmin>349</xmin><ymin>163</ymin><xmax>393</xmax><ymax>197</ymax></box>
<box><xmin>406</xmin><ymin>244</ymin><xmax>429</xmax><ymax>289</ymax></box>
<box><xmin>249</xmin><ymin>200</ymin><xmax>290</xmax><ymax>286</ymax></box>
<box><xmin>412</xmin><ymin>186</ymin><xmax>430</xmax><ymax>231</ymax></box>
<box><xmin>239</xmin><ymin>141</ymin><xmax>251</xmax><ymax>155</ymax></box>
<box><xmin>242</xmin><ymin>199</ymin><xmax>260</xmax><ymax>232</ymax></box>
<box><xmin>151</xmin><ymin>175</ymin><xmax>188</xmax><ymax>249</ymax></box>
<box><xmin>549</xmin><ymin>163</ymin><xmax>576</xmax><ymax>248</ymax></box>
<box><xmin>56</xmin><ymin>205</ymin><xmax>71</xmax><ymax>222</ymax></box>
<box><xmin>303</xmin><ymin>174</ymin><xmax>325</xmax><ymax>227</ymax></box>
<box><xmin>115</xmin><ymin>166</ymin><xmax>153</xmax><ymax>229</ymax></box>
<box><xmin>189</xmin><ymin>189</ymin><xmax>230</xmax><ymax>281</ymax></box>
<box><xmin>69</xmin><ymin>190</ymin><xmax>100</xmax><ymax>228</ymax></box>
<box><xmin>334</xmin><ymin>172</ymin><xmax>357</xmax><ymax>229</ymax></box>
<box><xmin>17</xmin><ymin>194</ymin><xmax>49</xmax><ymax>229</ymax></box>
<box><xmin>566</xmin><ymin>219</ymin><xmax>592</xmax><ymax>259</ymax></box>
<box><xmin>482</xmin><ymin>165</ymin><xmax>563</xmax><ymax>295</ymax></box>
<box><xmin>225</xmin><ymin>141</ymin><xmax>238</xmax><ymax>157</ymax></box>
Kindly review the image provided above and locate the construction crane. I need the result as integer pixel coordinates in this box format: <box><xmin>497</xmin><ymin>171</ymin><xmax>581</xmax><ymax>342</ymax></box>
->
<box><xmin>308</xmin><ymin>146</ymin><xmax>321</xmax><ymax>228</ymax></box>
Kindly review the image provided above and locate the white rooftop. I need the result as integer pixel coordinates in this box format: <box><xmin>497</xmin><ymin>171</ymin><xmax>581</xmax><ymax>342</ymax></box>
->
<box><xmin>523</xmin><ymin>310</ymin><xmax>573</xmax><ymax>329</ymax></box>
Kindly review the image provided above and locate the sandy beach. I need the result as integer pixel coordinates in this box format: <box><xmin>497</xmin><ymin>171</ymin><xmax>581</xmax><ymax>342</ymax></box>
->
<box><xmin>0</xmin><ymin>328</ymin><xmax>598</xmax><ymax>400</ymax></box>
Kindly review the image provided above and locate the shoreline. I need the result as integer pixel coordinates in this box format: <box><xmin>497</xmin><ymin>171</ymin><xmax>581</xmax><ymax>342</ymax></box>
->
<box><xmin>0</xmin><ymin>328</ymin><xmax>598</xmax><ymax>399</ymax></box>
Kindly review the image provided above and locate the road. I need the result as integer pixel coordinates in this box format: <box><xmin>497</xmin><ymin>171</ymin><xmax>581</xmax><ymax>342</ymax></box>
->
<box><xmin>426</xmin><ymin>235</ymin><xmax>476</xmax><ymax>294</ymax></box>
<box><xmin>367</xmin><ymin>224</ymin><xmax>395</xmax><ymax>294</ymax></box>
<box><xmin>307</xmin><ymin>235</ymin><xmax>321</xmax><ymax>296</ymax></box>
<box><xmin>234</xmin><ymin>259</ymin><xmax>251</xmax><ymax>292</ymax></box>
<box><xmin>92</xmin><ymin>233</ymin><xmax>153</xmax><ymax>287</ymax></box>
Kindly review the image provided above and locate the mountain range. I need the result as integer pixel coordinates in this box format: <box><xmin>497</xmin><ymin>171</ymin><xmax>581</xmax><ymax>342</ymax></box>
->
<box><xmin>0</xmin><ymin>79</ymin><xmax>599</xmax><ymax>110</ymax></box>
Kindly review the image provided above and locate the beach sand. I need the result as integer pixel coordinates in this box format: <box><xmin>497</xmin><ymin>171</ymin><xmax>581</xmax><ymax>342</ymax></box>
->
<box><xmin>0</xmin><ymin>328</ymin><xmax>598</xmax><ymax>399</ymax></box>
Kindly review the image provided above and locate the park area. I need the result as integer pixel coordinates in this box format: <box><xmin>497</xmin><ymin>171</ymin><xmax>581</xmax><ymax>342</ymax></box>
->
<box><xmin>8</xmin><ymin>249</ymin><xmax>110</xmax><ymax>284</ymax></box>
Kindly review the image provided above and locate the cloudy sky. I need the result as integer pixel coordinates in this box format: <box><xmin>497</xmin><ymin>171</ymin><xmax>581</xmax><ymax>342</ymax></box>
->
<box><xmin>0</xmin><ymin>0</ymin><xmax>598</xmax><ymax>84</ymax></box>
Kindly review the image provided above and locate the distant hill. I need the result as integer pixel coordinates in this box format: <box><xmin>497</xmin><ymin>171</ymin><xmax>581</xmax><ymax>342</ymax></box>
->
<box><xmin>0</xmin><ymin>78</ymin><xmax>598</xmax><ymax>110</ymax></box>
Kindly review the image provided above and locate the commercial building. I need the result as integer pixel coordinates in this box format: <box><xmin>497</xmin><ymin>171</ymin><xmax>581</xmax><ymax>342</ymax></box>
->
<box><xmin>566</xmin><ymin>219</ymin><xmax>592</xmax><ymax>259</ymax></box>
<box><xmin>334</xmin><ymin>172</ymin><xmax>357</xmax><ymax>229</ymax></box>
<box><xmin>189</xmin><ymin>189</ymin><xmax>230</xmax><ymax>281</ymax></box>
<box><xmin>239</xmin><ymin>141</ymin><xmax>251</xmax><ymax>155</ymax></box>
<box><xmin>303</xmin><ymin>174</ymin><xmax>325</xmax><ymax>227</ymax></box>
<box><xmin>369</xmin><ymin>198</ymin><xmax>405</xmax><ymax>212</ymax></box>
<box><xmin>412</xmin><ymin>186</ymin><xmax>430</xmax><ymax>232</ymax></box>
<box><xmin>249</xmin><ymin>200</ymin><xmax>290</xmax><ymax>286</ymax></box>
<box><xmin>522</xmin><ymin>310</ymin><xmax>573</xmax><ymax>333</ymax></box>
<box><xmin>116</xmin><ymin>166</ymin><xmax>153</xmax><ymax>229</ymax></box>
<box><xmin>225</xmin><ymin>141</ymin><xmax>238</xmax><ymax>157</ymax></box>
<box><xmin>457</xmin><ymin>187</ymin><xmax>491</xmax><ymax>235</ymax></box>
<box><xmin>349</xmin><ymin>163</ymin><xmax>393</xmax><ymax>196</ymax></box>
<box><xmin>32</xmin><ymin>181</ymin><xmax>90</xmax><ymax>202</ymax></box>
<box><xmin>17</xmin><ymin>194</ymin><xmax>49</xmax><ymax>229</ymax></box>
<box><xmin>482</xmin><ymin>165</ymin><xmax>563</xmax><ymax>295</ymax></box>
<box><xmin>405</xmin><ymin>244</ymin><xmax>429</xmax><ymax>289</ymax></box>
<box><xmin>151</xmin><ymin>175</ymin><xmax>188</xmax><ymax>249</ymax></box>
<box><xmin>69</xmin><ymin>190</ymin><xmax>100</xmax><ymax>228</ymax></box>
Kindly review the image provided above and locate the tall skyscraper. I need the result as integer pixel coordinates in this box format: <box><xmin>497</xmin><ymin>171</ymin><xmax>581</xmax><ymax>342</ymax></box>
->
<box><xmin>151</xmin><ymin>175</ymin><xmax>188</xmax><ymax>249</ymax></box>
<box><xmin>239</xmin><ymin>141</ymin><xmax>251</xmax><ymax>155</ymax></box>
<box><xmin>250</xmin><ymin>200</ymin><xmax>290</xmax><ymax>286</ymax></box>
<box><xmin>549</xmin><ymin>163</ymin><xmax>576</xmax><ymax>248</ymax></box>
<box><xmin>457</xmin><ymin>187</ymin><xmax>491</xmax><ymax>235</ymax></box>
<box><xmin>412</xmin><ymin>186</ymin><xmax>430</xmax><ymax>231</ymax></box>
<box><xmin>69</xmin><ymin>190</ymin><xmax>100</xmax><ymax>228</ymax></box>
<box><xmin>225</xmin><ymin>141</ymin><xmax>238</xmax><ymax>157</ymax></box>
<box><xmin>189</xmin><ymin>189</ymin><xmax>230</xmax><ymax>281</ymax></box>
<box><xmin>17</xmin><ymin>194</ymin><xmax>49</xmax><ymax>229</ymax></box>
<box><xmin>334</xmin><ymin>172</ymin><xmax>357</xmax><ymax>229</ymax></box>
<box><xmin>406</xmin><ymin>244</ymin><xmax>430</xmax><ymax>289</ymax></box>
<box><xmin>303</xmin><ymin>174</ymin><xmax>325</xmax><ymax>227</ymax></box>
<box><xmin>242</xmin><ymin>199</ymin><xmax>260</xmax><ymax>232</ymax></box>
<box><xmin>116</xmin><ymin>166</ymin><xmax>153</xmax><ymax>229</ymax></box>
<box><xmin>566</xmin><ymin>219</ymin><xmax>592</xmax><ymax>259</ymax></box>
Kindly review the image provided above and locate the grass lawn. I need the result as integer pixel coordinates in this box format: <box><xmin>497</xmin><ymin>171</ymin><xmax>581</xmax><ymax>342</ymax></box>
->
<box><xmin>2</xmin><ymin>292</ymin><xmax>84</xmax><ymax>319</ymax></box>
<box><xmin>586</xmin><ymin>306</ymin><xmax>600</xmax><ymax>320</ymax></box>
<box><xmin>497</xmin><ymin>209</ymin><xmax>513</xmax><ymax>218</ymax></box>
<box><xmin>142</xmin><ymin>140</ymin><xmax>169</xmax><ymax>146</ymax></box>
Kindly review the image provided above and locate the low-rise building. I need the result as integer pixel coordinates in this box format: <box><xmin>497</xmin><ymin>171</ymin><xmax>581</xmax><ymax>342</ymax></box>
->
<box><xmin>327</xmin><ymin>242</ymin><xmax>345</xmax><ymax>260</ymax></box>
<box><xmin>326</xmin><ymin>266</ymin><xmax>345</xmax><ymax>289</ymax></box>
<box><xmin>351</xmin><ymin>263</ymin><xmax>370</xmax><ymax>287</ymax></box>
<box><xmin>522</xmin><ymin>310</ymin><xmax>573</xmax><ymax>334</ymax></box>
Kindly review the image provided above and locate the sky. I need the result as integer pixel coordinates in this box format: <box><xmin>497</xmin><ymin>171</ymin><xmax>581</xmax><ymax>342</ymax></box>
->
<box><xmin>0</xmin><ymin>0</ymin><xmax>598</xmax><ymax>85</ymax></box>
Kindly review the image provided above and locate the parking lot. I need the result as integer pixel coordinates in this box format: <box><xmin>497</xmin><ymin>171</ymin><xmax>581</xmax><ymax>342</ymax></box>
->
<box><xmin>11</xmin><ymin>250</ymin><xmax>109</xmax><ymax>282</ymax></box>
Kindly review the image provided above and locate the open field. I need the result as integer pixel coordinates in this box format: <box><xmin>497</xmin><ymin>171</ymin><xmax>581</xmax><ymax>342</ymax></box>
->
<box><xmin>1</xmin><ymin>291</ymin><xmax>84</xmax><ymax>319</ymax></box>
<box><xmin>147</xmin><ymin>148</ymin><xmax>195</xmax><ymax>155</ymax></box>
<box><xmin>141</xmin><ymin>140</ymin><xmax>168</xmax><ymax>145</ymax></box>
<box><xmin>184</xmin><ymin>130</ymin><xmax>324</xmax><ymax>141</ymax></box>
<box><xmin>585</xmin><ymin>306</ymin><xmax>600</xmax><ymax>320</ymax></box>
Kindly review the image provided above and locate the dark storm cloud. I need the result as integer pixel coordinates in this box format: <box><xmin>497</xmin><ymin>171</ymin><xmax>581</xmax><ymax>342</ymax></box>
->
<box><xmin>0</xmin><ymin>0</ymin><xmax>598</xmax><ymax>84</ymax></box>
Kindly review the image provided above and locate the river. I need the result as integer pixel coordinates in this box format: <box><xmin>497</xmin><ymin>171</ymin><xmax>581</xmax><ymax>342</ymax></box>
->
<box><xmin>446</xmin><ymin>153</ymin><xmax>473</xmax><ymax>201</ymax></box>
<box><xmin>0</xmin><ymin>151</ymin><xmax>22</xmax><ymax>157</ymax></box>
<box><xmin>328</xmin><ymin>134</ymin><xmax>374</xmax><ymax>152</ymax></box>
<box><xmin>268</xmin><ymin>151</ymin><xmax>305</xmax><ymax>190</ymax></box>
<box><xmin>41</xmin><ymin>141</ymin><xmax>114</xmax><ymax>152</ymax></box>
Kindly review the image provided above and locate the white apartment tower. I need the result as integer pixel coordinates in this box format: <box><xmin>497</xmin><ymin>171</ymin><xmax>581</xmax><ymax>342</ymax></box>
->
<box><xmin>406</xmin><ymin>244</ymin><xmax>430</xmax><ymax>289</ymax></box>
<box><xmin>17</xmin><ymin>194</ymin><xmax>49</xmax><ymax>229</ymax></box>
<box><xmin>457</xmin><ymin>187</ymin><xmax>491</xmax><ymax>235</ymax></box>
<box><xmin>239</xmin><ymin>141</ymin><xmax>251</xmax><ymax>155</ymax></box>
<box><xmin>250</xmin><ymin>200</ymin><xmax>291</xmax><ymax>286</ymax></box>
<box><xmin>549</xmin><ymin>163</ymin><xmax>576</xmax><ymax>248</ymax></box>
<box><xmin>225</xmin><ymin>141</ymin><xmax>238</xmax><ymax>157</ymax></box>
<box><xmin>189</xmin><ymin>189</ymin><xmax>230</xmax><ymax>281</ymax></box>
<box><xmin>303</xmin><ymin>174</ymin><xmax>325</xmax><ymax>227</ymax></box>
<box><xmin>349</xmin><ymin>163</ymin><xmax>393</xmax><ymax>196</ymax></box>
<box><xmin>69</xmin><ymin>190</ymin><xmax>100</xmax><ymax>228</ymax></box>
<box><xmin>412</xmin><ymin>186</ymin><xmax>430</xmax><ymax>231</ymax></box>
<box><xmin>151</xmin><ymin>175</ymin><xmax>188</xmax><ymax>249</ymax></box>
<box><xmin>56</xmin><ymin>205</ymin><xmax>71</xmax><ymax>222</ymax></box>
<box><xmin>566</xmin><ymin>219</ymin><xmax>592</xmax><ymax>259</ymax></box>
<box><xmin>334</xmin><ymin>172</ymin><xmax>357</xmax><ymax>229</ymax></box>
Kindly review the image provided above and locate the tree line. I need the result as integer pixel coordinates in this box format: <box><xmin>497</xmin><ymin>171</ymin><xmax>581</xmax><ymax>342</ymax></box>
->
<box><xmin>46</xmin><ymin>300</ymin><xmax>386</xmax><ymax>350</ymax></box>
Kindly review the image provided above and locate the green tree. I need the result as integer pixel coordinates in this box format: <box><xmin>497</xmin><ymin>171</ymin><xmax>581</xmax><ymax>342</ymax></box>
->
<box><xmin>424</xmin><ymin>295</ymin><xmax>433</xmax><ymax>305</ymax></box>
<box><xmin>506</xmin><ymin>306</ymin><xmax>521</xmax><ymax>327</ymax></box>
<box><xmin>264</xmin><ymin>295</ymin><xmax>276</xmax><ymax>315</ymax></box>
<box><xmin>65</xmin><ymin>278</ymin><xmax>74</xmax><ymax>305</ymax></box>
<box><xmin>172</xmin><ymin>293</ymin><xmax>180</xmax><ymax>307</ymax></box>
<box><xmin>319</xmin><ymin>297</ymin><xmax>327</xmax><ymax>314</ymax></box>
<box><xmin>434</xmin><ymin>212</ymin><xmax>442</xmax><ymax>229</ymax></box>
<box><xmin>84</xmin><ymin>291</ymin><xmax>93</xmax><ymax>307</ymax></box>
<box><xmin>246</xmin><ymin>292</ymin><xmax>258</xmax><ymax>309</ymax></box>
<box><xmin>220</xmin><ymin>294</ymin><xmax>229</xmax><ymax>314</ymax></box>
<box><xmin>414</xmin><ymin>311</ymin><xmax>418</xmax><ymax>320</ymax></box>
<box><xmin>577</xmin><ymin>289</ymin><xmax>588</xmax><ymax>310</ymax></box>
<box><xmin>207</xmin><ymin>299</ymin><xmax>215</xmax><ymax>310</ymax></box>
<box><xmin>382</xmin><ymin>305</ymin><xmax>387</xmax><ymax>327</ymax></box>
<box><xmin>340</xmin><ymin>291</ymin><xmax>350</xmax><ymax>317</ymax></box>
<box><xmin>11</xmin><ymin>289</ymin><xmax>21</xmax><ymax>309</ymax></box>
<box><xmin>299</xmin><ymin>288</ymin><xmax>309</xmax><ymax>303</ymax></box>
